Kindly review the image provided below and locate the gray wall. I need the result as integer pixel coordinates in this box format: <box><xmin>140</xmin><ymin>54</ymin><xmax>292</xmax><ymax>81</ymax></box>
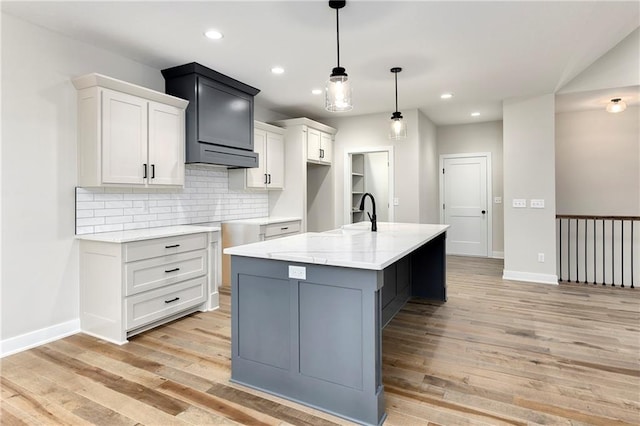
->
<box><xmin>555</xmin><ymin>107</ymin><xmax>640</xmax><ymax>215</ymax></box>
<box><xmin>503</xmin><ymin>94</ymin><xmax>558</xmax><ymax>283</ymax></box>
<box><xmin>437</xmin><ymin>121</ymin><xmax>504</xmax><ymax>254</ymax></box>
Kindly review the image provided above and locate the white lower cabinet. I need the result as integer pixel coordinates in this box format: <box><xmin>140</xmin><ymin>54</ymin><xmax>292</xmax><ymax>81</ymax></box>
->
<box><xmin>79</xmin><ymin>230</ymin><xmax>219</xmax><ymax>344</ymax></box>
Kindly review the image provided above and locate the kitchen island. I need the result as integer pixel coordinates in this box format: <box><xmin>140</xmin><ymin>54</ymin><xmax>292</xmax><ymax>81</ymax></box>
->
<box><xmin>224</xmin><ymin>222</ymin><xmax>449</xmax><ymax>425</ymax></box>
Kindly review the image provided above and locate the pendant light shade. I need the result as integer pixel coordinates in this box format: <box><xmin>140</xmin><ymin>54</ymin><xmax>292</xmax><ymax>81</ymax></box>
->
<box><xmin>606</xmin><ymin>98</ymin><xmax>627</xmax><ymax>113</ymax></box>
<box><xmin>325</xmin><ymin>1</ymin><xmax>352</xmax><ymax>112</ymax></box>
<box><xmin>389</xmin><ymin>67</ymin><xmax>406</xmax><ymax>140</ymax></box>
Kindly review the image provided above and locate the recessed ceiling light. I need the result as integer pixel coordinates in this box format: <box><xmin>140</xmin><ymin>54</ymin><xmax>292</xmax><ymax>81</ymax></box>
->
<box><xmin>471</xmin><ymin>112</ymin><xmax>481</xmax><ymax>117</ymax></box>
<box><xmin>440</xmin><ymin>93</ymin><xmax>453</xmax><ymax>99</ymax></box>
<box><xmin>311</xmin><ymin>89</ymin><xmax>323</xmax><ymax>95</ymax></box>
<box><xmin>271</xmin><ymin>67</ymin><xmax>285</xmax><ymax>74</ymax></box>
<box><xmin>204</xmin><ymin>29</ymin><xmax>223</xmax><ymax>40</ymax></box>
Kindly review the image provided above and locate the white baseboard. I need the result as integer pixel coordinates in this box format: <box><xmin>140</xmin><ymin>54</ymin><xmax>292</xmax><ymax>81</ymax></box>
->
<box><xmin>492</xmin><ymin>251</ymin><xmax>504</xmax><ymax>259</ymax></box>
<box><xmin>1</xmin><ymin>319</ymin><xmax>80</xmax><ymax>358</ymax></box>
<box><xmin>503</xmin><ymin>270</ymin><xmax>558</xmax><ymax>285</ymax></box>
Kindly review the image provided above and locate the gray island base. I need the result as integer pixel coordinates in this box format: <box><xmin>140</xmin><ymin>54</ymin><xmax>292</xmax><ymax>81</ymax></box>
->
<box><xmin>225</xmin><ymin>222</ymin><xmax>449</xmax><ymax>425</ymax></box>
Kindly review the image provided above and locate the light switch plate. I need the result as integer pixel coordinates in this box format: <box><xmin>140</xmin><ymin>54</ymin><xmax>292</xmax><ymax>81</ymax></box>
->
<box><xmin>288</xmin><ymin>265</ymin><xmax>306</xmax><ymax>280</ymax></box>
<box><xmin>494</xmin><ymin>196</ymin><xmax>502</xmax><ymax>204</ymax></box>
<box><xmin>512</xmin><ymin>199</ymin><xmax>526</xmax><ymax>208</ymax></box>
<box><xmin>530</xmin><ymin>199</ymin><xmax>545</xmax><ymax>208</ymax></box>
<box><xmin>393</xmin><ymin>198</ymin><xmax>399</xmax><ymax>206</ymax></box>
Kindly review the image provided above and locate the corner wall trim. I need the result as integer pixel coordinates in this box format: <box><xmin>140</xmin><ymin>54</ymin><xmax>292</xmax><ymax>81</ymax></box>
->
<box><xmin>1</xmin><ymin>319</ymin><xmax>80</xmax><ymax>358</ymax></box>
<box><xmin>502</xmin><ymin>270</ymin><xmax>558</xmax><ymax>285</ymax></box>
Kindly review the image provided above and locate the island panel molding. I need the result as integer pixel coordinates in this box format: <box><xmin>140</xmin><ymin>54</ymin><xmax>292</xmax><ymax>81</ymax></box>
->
<box><xmin>227</xmin><ymin>221</ymin><xmax>449</xmax><ymax>425</ymax></box>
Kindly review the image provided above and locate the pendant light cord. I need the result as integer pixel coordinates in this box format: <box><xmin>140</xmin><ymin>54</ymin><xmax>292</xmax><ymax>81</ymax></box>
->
<box><xmin>336</xmin><ymin>8</ymin><xmax>341</xmax><ymax>68</ymax></box>
<box><xmin>394</xmin><ymin>72</ymin><xmax>399</xmax><ymax>113</ymax></box>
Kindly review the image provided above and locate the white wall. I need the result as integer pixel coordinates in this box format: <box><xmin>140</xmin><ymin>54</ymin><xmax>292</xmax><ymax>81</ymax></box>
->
<box><xmin>325</xmin><ymin>110</ymin><xmax>422</xmax><ymax>227</ymax></box>
<box><xmin>503</xmin><ymin>94</ymin><xmax>558</xmax><ymax>284</ymax></box>
<box><xmin>0</xmin><ymin>14</ymin><xmax>268</xmax><ymax>354</ymax></box>
<box><xmin>364</xmin><ymin>152</ymin><xmax>389</xmax><ymax>222</ymax></box>
<box><xmin>418</xmin><ymin>110</ymin><xmax>439</xmax><ymax>224</ymax></box>
<box><xmin>1</xmin><ymin>13</ymin><xmax>170</xmax><ymax>347</ymax></box>
<box><xmin>556</xmin><ymin>107</ymin><xmax>640</xmax><ymax>215</ymax></box>
<box><xmin>437</xmin><ymin>121</ymin><xmax>504</xmax><ymax>253</ymax></box>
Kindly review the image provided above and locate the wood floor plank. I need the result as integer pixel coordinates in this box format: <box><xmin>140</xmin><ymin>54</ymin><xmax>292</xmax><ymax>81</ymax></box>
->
<box><xmin>2</xmin><ymin>255</ymin><xmax>638</xmax><ymax>425</ymax></box>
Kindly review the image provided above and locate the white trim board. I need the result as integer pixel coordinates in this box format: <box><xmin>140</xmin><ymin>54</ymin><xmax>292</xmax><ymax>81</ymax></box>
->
<box><xmin>503</xmin><ymin>270</ymin><xmax>559</xmax><ymax>285</ymax></box>
<box><xmin>1</xmin><ymin>319</ymin><xmax>80</xmax><ymax>358</ymax></box>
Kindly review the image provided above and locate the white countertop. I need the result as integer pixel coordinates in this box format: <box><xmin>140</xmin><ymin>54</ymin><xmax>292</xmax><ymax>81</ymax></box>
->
<box><xmin>75</xmin><ymin>225</ymin><xmax>220</xmax><ymax>243</ymax></box>
<box><xmin>224</xmin><ymin>222</ymin><xmax>449</xmax><ymax>270</ymax></box>
<box><xmin>222</xmin><ymin>216</ymin><xmax>301</xmax><ymax>226</ymax></box>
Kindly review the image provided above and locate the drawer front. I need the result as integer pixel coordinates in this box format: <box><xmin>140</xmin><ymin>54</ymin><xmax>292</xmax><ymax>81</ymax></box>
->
<box><xmin>125</xmin><ymin>233</ymin><xmax>208</xmax><ymax>262</ymax></box>
<box><xmin>264</xmin><ymin>221</ymin><xmax>301</xmax><ymax>239</ymax></box>
<box><xmin>125</xmin><ymin>277</ymin><xmax>206</xmax><ymax>330</ymax></box>
<box><xmin>125</xmin><ymin>250</ymin><xmax>207</xmax><ymax>296</ymax></box>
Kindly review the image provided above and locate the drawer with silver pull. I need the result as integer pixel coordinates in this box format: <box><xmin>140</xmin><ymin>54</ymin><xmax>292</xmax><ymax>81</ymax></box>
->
<box><xmin>264</xmin><ymin>221</ymin><xmax>301</xmax><ymax>239</ymax></box>
<box><xmin>125</xmin><ymin>276</ymin><xmax>206</xmax><ymax>330</ymax></box>
<box><xmin>125</xmin><ymin>250</ymin><xmax>207</xmax><ymax>296</ymax></box>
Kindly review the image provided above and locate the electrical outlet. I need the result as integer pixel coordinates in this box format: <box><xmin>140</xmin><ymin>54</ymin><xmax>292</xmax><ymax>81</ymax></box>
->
<box><xmin>393</xmin><ymin>198</ymin><xmax>399</xmax><ymax>206</ymax></box>
<box><xmin>288</xmin><ymin>265</ymin><xmax>306</xmax><ymax>280</ymax></box>
<box><xmin>512</xmin><ymin>199</ymin><xmax>526</xmax><ymax>208</ymax></box>
<box><xmin>494</xmin><ymin>196</ymin><xmax>502</xmax><ymax>204</ymax></box>
<box><xmin>538</xmin><ymin>253</ymin><xmax>545</xmax><ymax>263</ymax></box>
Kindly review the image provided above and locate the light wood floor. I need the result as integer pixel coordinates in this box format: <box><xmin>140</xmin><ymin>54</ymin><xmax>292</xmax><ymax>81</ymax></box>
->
<box><xmin>2</xmin><ymin>256</ymin><xmax>639</xmax><ymax>425</ymax></box>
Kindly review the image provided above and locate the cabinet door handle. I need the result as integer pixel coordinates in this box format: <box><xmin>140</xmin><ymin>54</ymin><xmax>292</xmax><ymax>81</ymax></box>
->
<box><xmin>264</xmin><ymin>173</ymin><xmax>268</xmax><ymax>184</ymax></box>
<box><xmin>151</xmin><ymin>164</ymin><xmax>155</xmax><ymax>179</ymax></box>
<box><xmin>320</xmin><ymin>149</ymin><xmax>324</xmax><ymax>158</ymax></box>
<box><xmin>143</xmin><ymin>163</ymin><xmax>148</xmax><ymax>178</ymax></box>
<box><xmin>165</xmin><ymin>244</ymin><xmax>180</xmax><ymax>248</ymax></box>
<box><xmin>281</xmin><ymin>227</ymin><xmax>289</xmax><ymax>230</ymax></box>
<box><xmin>165</xmin><ymin>267</ymin><xmax>180</xmax><ymax>273</ymax></box>
<box><xmin>164</xmin><ymin>297</ymin><xmax>180</xmax><ymax>304</ymax></box>
<box><xmin>268</xmin><ymin>174</ymin><xmax>271</xmax><ymax>184</ymax></box>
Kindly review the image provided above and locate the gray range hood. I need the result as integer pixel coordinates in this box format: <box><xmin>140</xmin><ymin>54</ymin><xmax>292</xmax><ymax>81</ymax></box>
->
<box><xmin>162</xmin><ymin>63</ymin><xmax>260</xmax><ymax>168</ymax></box>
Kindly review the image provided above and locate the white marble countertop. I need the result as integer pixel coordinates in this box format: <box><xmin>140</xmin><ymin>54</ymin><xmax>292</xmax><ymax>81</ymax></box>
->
<box><xmin>224</xmin><ymin>222</ymin><xmax>449</xmax><ymax>270</ymax></box>
<box><xmin>222</xmin><ymin>216</ymin><xmax>302</xmax><ymax>226</ymax></box>
<box><xmin>75</xmin><ymin>225</ymin><xmax>221</xmax><ymax>243</ymax></box>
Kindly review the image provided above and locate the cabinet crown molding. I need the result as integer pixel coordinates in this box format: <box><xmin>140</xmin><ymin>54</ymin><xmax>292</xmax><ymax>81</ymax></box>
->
<box><xmin>72</xmin><ymin>73</ymin><xmax>188</xmax><ymax>109</ymax></box>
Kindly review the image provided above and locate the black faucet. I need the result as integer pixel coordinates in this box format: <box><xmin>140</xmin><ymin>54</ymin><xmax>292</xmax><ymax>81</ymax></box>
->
<box><xmin>359</xmin><ymin>193</ymin><xmax>377</xmax><ymax>232</ymax></box>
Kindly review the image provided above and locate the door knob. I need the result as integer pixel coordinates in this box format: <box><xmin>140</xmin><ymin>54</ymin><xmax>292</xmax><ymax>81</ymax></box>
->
<box><xmin>481</xmin><ymin>210</ymin><xmax>486</xmax><ymax>214</ymax></box>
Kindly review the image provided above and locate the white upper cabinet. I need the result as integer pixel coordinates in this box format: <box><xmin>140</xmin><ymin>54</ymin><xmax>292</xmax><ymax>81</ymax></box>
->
<box><xmin>229</xmin><ymin>121</ymin><xmax>285</xmax><ymax>190</ymax></box>
<box><xmin>307</xmin><ymin>127</ymin><xmax>333</xmax><ymax>165</ymax></box>
<box><xmin>73</xmin><ymin>73</ymin><xmax>188</xmax><ymax>187</ymax></box>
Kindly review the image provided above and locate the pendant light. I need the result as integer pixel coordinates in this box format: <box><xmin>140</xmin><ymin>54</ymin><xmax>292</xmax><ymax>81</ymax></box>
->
<box><xmin>389</xmin><ymin>67</ymin><xmax>406</xmax><ymax>140</ymax></box>
<box><xmin>606</xmin><ymin>98</ymin><xmax>627</xmax><ymax>113</ymax></box>
<box><xmin>325</xmin><ymin>0</ymin><xmax>352</xmax><ymax>112</ymax></box>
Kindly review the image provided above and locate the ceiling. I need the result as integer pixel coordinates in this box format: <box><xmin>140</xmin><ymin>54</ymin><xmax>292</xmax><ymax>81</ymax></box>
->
<box><xmin>3</xmin><ymin>1</ymin><xmax>639</xmax><ymax>125</ymax></box>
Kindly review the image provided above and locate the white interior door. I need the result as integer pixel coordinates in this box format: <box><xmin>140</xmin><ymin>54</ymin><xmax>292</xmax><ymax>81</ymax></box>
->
<box><xmin>442</xmin><ymin>155</ymin><xmax>489</xmax><ymax>256</ymax></box>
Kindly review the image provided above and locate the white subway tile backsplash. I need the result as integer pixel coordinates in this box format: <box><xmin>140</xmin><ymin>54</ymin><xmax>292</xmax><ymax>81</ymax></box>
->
<box><xmin>75</xmin><ymin>165</ymin><xmax>268</xmax><ymax>235</ymax></box>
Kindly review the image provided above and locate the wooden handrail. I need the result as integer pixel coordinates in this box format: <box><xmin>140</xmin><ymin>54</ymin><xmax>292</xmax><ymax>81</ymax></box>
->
<box><xmin>556</xmin><ymin>214</ymin><xmax>640</xmax><ymax>221</ymax></box>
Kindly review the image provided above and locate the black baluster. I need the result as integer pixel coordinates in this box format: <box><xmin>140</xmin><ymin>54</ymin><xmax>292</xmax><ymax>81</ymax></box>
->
<box><xmin>568</xmin><ymin>219</ymin><xmax>572</xmax><ymax>282</ymax></box>
<box><xmin>559</xmin><ymin>218</ymin><xmax>563</xmax><ymax>282</ymax></box>
<box><xmin>576</xmin><ymin>218</ymin><xmax>579</xmax><ymax>283</ymax></box>
<box><xmin>631</xmin><ymin>220</ymin><xmax>635</xmax><ymax>289</ymax></box>
<box><xmin>612</xmin><ymin>219</ymin><xmax>615</xmax><ymax>286</ymax></box>
<box><xmin>602</xmin><ymin>219</ymin><xmax>606</xmax><ymax>286</ymax></box>
<box><xmin>584</xmin><ymin>219</ymin><xmax>587</xmax><ymax>283</ymax></box>
<box><xmin>621</xmin><ymin>220</ymin><xmax>625</xmax><ymax>288</ymax></box>
<box><xmin>593</xmin><ymin>218</ymin><xmax>596</xmax><ymax>285</ymax></box>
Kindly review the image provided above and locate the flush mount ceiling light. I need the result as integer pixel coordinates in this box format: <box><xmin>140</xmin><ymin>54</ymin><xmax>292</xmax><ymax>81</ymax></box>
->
<box><xmin>311</xmin><ymin>89</ymin><xmax>323</xmax><ymax>95</ymax></box>
<box><xmin>389</xmin><ymin>67</ymin><xmax>407</xmax><ymax>140</ymax></box>
<box><xmin>325</xmin><ymin>0</ymin><xmax>352</xmax><ymax>112</ymax></box>
<box><xmin>606</xmin><ymin>98</ymin><xmax>627</xmax><ymax>113</ymax></box>
<box><xmin>271</xmin><ymin>66</ymin><xmax>285</xmax><ymax>74</ymax></box>
<box><xmin>440</xmin><ymin>93</ymin><xmax>453</xmax><ymax>100</ymax></box>
<box><xmin>471</xmin><ymin>112</ymin><xmax>481</xmax><ymax>117</ymax></box>
<box><xmin>204</xmin><ymin>29</ymin><xmax>223</xmax><ymax>40</ymax></box>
